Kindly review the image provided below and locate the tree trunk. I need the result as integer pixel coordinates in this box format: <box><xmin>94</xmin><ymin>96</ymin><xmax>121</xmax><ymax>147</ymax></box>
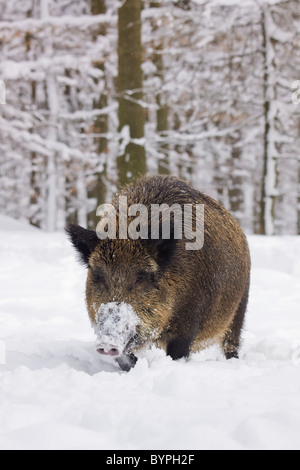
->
<box><xmin>91</xmin><ymin>0</ymin><xmax>105</xmax><ymax>14</ymax></box>
<box><xmin>117</xmin><ymin>0</ymin><xmax>146</xmax><ymax>187</ymax></box>
<box><xmin>25</xmin><ymin>28</ymin><xmax>42</xmax><ymax>228</ymax></box>
<box><xmin>88</xmin><ymin>0</ymin><xmax>108</xmax><ymax>228</ymax></box>
<box><xmin>150</xmin><ymin>2</ymin><xmax>170</xmax><ymax>175</ymax></box>
<box><xmin>298</xmin><ymin>162</ymin><xmax>300</xmax><ymax>235</ymax></box>
<box><xmin>42</xmin><ymin>0</ymin><xmax>58</xmax><ymax>231</ymax></box>
<box><xmin>259</xmin><ymin>6</ymin><xmax>277</xmax><ymax>235</ymax></box>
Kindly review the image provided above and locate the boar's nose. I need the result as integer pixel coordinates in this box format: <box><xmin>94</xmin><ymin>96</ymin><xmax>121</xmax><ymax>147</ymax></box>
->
<box><xmin>97</xmin><ymin>345</ymin><xmax>120</xmax><ymax>357</ymax></box>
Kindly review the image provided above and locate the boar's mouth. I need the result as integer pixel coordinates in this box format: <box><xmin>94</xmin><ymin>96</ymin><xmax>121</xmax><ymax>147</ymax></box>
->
<box><xmin>116</xmin><ymin>353</ymin><xmax>138</xmax><ymax>372</ymax></box>
<box><xmin>123</xmin><ymin>334</ymin><xmax>139</xmax><ymax>354</ymax></box>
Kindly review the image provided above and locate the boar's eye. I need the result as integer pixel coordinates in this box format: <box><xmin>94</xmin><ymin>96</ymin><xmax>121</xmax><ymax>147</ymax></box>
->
<box><xmin>91</xmin><ymin>268</ymin><xmax>107</xmax><ymax>288</ymax></box>
<box><xmin>128</xmin><ymin>271</ymin><xmax>148</xmax><ymax>291</ymax></box>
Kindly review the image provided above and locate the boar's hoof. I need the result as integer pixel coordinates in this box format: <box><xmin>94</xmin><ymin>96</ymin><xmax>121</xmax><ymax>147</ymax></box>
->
<box><xmin>224</xmin><ymin>350</ymin><xmax>239</xmax><ymax>360</ymax></box>
<box><xmin>117</xmin><ymin>353</ymin><xmax>138</xmax><ymax>372</ymax></box>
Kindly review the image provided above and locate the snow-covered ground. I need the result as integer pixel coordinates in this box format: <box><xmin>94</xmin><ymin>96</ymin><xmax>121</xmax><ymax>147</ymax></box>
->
<box><xmin>0</xmin><ymin>216</ymin><xmax>300</xmax><ymax>450</ymax></box>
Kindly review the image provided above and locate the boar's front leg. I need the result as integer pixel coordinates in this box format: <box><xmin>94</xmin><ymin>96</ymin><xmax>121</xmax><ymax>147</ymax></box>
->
<box><xmin>165</xmin><ymin>304</ymin><xmax>205</xmax><ymax>361</ymax></box>
<box><xmin>166</xmin><ymin>337</ymin><xmax>194</xmax><ymax>361</ymax></box>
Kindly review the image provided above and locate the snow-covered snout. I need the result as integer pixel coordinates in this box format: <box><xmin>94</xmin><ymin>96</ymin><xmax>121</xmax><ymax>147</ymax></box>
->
<box><xmin>93</xmin><ymin>302</ymin><xmax>140</xmax><ymax>359</ymax></box>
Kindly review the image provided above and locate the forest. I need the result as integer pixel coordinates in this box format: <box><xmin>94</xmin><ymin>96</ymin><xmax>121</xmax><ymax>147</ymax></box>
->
<box><xmin>0</xmin><ymin>0</ymin><xmax>300</xmax><ymax>235</ymax></box>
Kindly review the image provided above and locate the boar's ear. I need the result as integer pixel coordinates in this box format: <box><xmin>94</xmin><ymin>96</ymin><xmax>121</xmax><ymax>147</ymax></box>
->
<box><xmin>147</xmin><ymin>237</ymin><xmax>178</xmax><ymax>271</ymax></box>
<box><xmin>146</xmin><ymin>218</ymin><xmax>178</xmax><ymax>270</ymax></box>
<box><xmin>66</xmin><ymin>224</ymin><xmax>99</xmax><ymax>266</ymax></box>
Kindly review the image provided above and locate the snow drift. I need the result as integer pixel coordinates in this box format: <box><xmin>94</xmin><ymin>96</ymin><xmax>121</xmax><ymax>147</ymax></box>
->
<box><xmin>0</xmin><ymin>219</ymin><xmax>299</xmax><ymax>450</ymax></box>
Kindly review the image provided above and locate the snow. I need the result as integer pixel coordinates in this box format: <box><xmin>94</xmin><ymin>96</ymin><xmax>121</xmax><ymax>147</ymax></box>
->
<box><xmin>0</xmin><ymin>14</ymin><xmax>112</xmax><ymax>32</ymax></box>
<box><xmin>0</xmin><ymin>214</ymin><xmax>39</xmax><ymax>232</ymax></box>
<box><xmin>192</xmin><ymin>0</ymin><xmax>284</xmax><ymax>5</ymax></box>
<box><xmin>0</xmin><ymin>219</ymin><xmax>300</xmax><ymax>450</ymax></box>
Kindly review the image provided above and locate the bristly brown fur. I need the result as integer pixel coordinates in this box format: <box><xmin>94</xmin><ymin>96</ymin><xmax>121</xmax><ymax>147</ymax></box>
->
<box><xmin>67</xmin><ymin>175</ymin><xmax>251</xmax><ymax>368</ymax></box>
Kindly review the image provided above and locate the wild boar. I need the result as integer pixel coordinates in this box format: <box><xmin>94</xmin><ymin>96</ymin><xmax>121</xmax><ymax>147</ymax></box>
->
<box><xmin>67</xmin><ymin>175</ymin><xmax>251</xmax><ymax>371</ymax></box>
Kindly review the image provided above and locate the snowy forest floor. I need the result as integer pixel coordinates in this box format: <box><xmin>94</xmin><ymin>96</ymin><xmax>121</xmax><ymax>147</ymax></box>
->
<box><xmin>0</xmin><ymin>217</ymin><xmax>300</xmax><ymax>450</ymax></box>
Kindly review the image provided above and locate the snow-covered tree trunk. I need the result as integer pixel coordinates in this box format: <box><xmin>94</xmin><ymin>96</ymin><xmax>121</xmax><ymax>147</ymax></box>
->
<box><xmin>0</xmin><ymin>80</ymin><xmax>6</xmax><ymax>104</ymax></box>
<box><xmin>149</xmin><ymin>2</ymin><xmax>170</xmax><ymax>175</ymax></box>
<box><xmin>45</xmin><ymin>75</ymin><xmax>58</xmax><ymax>232</ymax></box>
<box><xmin>76</xmin><ymin>168</ymin><xmax>88</xmax><ymax>228</ymax></box>
<box><xmin>259</xmin><ymin>4</ymin><xmax>277</xmax><ymax>235</ymax></box>
<box><xmin>298</xmin><ymin>162</ymin><xmax>300</xmax><ymax>234</ymax></box>
<box><xmin>41</xmin><ymin>0</ymin><xmax>58</xmax><ymax>231</ymax></box>
<box><xmin>88</xmin><ymin>0</ymin><xmax>108</xmax><ymax>228</ymax></box>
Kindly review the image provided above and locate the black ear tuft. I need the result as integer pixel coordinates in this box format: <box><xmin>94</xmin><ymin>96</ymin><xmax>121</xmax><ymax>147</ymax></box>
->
<box><xmin>66</xmin><ymin>224</ymin><xmax>99</xmax><ymax>266</ymax></box>
<box><xmin>153</xmin><ymin>238</ymin><xmax>178</xmax><ymax>270</ymax></box>
<box><xmin>145</xmin><ymin>236</ymin><xmax>178</xmax><ymax>272</ymax></box>
<box><xmin>145</xmin><ymin>217</ymin><xmax>179</xmax><ymax>270</ymax></box>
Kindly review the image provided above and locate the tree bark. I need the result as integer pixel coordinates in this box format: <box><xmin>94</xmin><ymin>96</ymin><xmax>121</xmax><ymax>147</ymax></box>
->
<box><xmin>259</xmin><ymin>6</ymin><xmax>277</xmax><ymax>235</ymax></box>
<box><xmin>150</xmin><ymin>2</ymin><xmax>170</xmax><ymax>175</ymax></box>
<box><xmin>42</xmin><ymin>0</ymin><xmax>58</xmax><ymax>231</ymax></box>
<box><xmin>88</xmin><ymin>0</ymin><xmax>108</xmax><ymax>228</ymax></box>
<box><xmin>117</xmin><ymin>0</ymin><xmax>146</xmax><ymax>187</ymax></box>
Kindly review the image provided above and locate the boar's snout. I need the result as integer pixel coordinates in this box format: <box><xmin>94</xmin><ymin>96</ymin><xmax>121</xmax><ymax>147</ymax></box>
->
<box><xmin>93</xmin><ymin>302</ymin><xmax>140</xmax><ymax>359</ymax></box>
<box><xmin>97</xmin><ymin>345</ymin><xmax>120</xmax><ymax>357</ymax></box>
